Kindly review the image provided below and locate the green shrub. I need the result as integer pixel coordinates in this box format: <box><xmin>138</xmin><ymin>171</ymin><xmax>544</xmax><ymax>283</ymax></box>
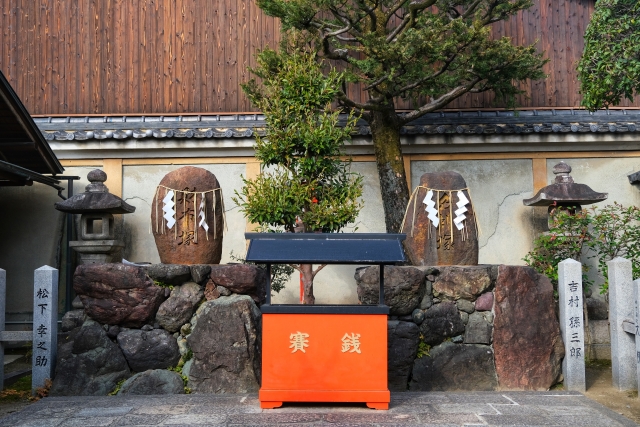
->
<box><xmin>524</xmin><ymin>202</ymin><xmax>640</xmax><ymax>295</ymax></box>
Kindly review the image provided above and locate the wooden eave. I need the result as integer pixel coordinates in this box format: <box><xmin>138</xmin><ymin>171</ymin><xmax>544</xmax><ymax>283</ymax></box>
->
<box><xmin>0</xmin><ymin>70</ymin><xmax>64</xmax><ymax>178</ymax></box>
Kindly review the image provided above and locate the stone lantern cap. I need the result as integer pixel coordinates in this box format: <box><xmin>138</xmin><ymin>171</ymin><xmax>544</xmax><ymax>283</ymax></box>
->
<box><xmin>54</xmin><ymin>169</ymin><xmax>136</xmax><ymax>214</ymax></box>
<box><xmin>523</xmin><ymin>162</ymin><xmax>608</xmax><ymax>207</ymax></box>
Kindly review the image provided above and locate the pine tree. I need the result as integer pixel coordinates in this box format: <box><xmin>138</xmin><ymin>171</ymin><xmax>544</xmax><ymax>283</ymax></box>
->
<box><xmin>254</xmin><ymin>0</ymin><xmax>547</xmax><ymax>232</ymax></box>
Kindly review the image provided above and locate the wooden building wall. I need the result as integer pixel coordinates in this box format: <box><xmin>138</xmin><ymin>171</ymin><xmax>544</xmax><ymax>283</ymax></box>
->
<box><xmin>1</xmin><ymin>0</ymin><xmax>624</xmax><ymax>116</ymax></box>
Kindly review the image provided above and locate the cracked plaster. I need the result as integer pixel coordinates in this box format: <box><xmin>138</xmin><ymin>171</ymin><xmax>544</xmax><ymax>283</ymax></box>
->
<box><xmin>6</xmin><ymin>157</ymin><xmax>640</xmax><ymax>311</ymax></box>
<box><xmin>411</xmin><ymin>159</ymin><xmax>534</xmax><ymax>266</ymax></box>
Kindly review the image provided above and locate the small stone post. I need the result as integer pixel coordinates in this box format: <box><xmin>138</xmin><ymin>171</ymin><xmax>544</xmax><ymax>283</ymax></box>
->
<box><xmin>608</xmin><ymin>257</ymin><xmax>638</xmax><ymax>391</ymax></box>
<box><xmin>0</xmin><ymin>268</ymin><xmax>5</xmax><ymax>390</ymax></box>
<box><xmin>558</xmin><ymin>259</ymin><xmax>585</xmax><ymax>392</ymax></box>
<box><xmin>32</xmin><ymin>266</ymin><xmax>58</xmax><ymax>394</ymax></box>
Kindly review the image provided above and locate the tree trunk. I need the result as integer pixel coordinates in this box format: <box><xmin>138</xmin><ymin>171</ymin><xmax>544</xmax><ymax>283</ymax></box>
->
<box><xmin>300</xmin><ymin>263</ymin><xmax>315</xmax><ymax>304</ymax></box>
<box><xmin>369</xmin><ymin>110</ymin><xmax>411</xmax><ymax>233</ymax></box>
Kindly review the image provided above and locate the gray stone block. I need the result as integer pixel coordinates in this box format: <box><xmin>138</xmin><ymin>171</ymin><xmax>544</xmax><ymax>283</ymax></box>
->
<box><xmin>464</xmin><ymin>312</ymin><xmax>492</xmax><ymax>344</ymax></box>
<box><xmin>190</xmin><ymin>264</ymin><xmax>212</xmax><ymax>285</ymax></box>
<box><xmin>387</xmin><ymin>320</ymin><xmax>419</xmax><ymax>391</ymax></box>
<box><xmin>411</xmin><ymin>309</ymin><xmax>425</xmax><ymax>325</ymax></box>
<box><xmin>156</xmin><ymin>282</ymin><xmax>204</xmax><ymax>333</ymax></box>
<box><xmin>418</xmin><ymin>293</ymin><xmax>433</xmax><ymax>310</ymax></box>
<box><xmin>356</xmin><ymin>265</ymin><xmax>426</xmax><ymax>316</ymax></box>
<box><xmin>558</xmin><ymin>259</ymin><xmax>585</xmax><ymax>392</ymax></box>
<box><xmin>187</xmin><ymin>295</ymin><xmax>261</xmax><ymax>393</ymax></box>
<box><xmin>50</xmin><ymin>324</ymin><xmax>130</xmax><ymax>396</ymax></box>
<box><xmin>420</xmin><ymin>302</ymin><xmax>465</xmax><ymax>345</ymax></box>
<box><xmin>608</xmin><ymin>257</ymin><xmax>637</xmax><ymax>391</ymax></box>
<box><xmin>117</xmin><ymin>329</ymin><xmax>181</xmax><ymax>372</ymax></box>
<box><xmin>72</xmin><ymin>296</ymin><xmax>84</xmax><ymax>309</ymax></box>
<box><xmin>409</xmin><ymin>342</ymin><xmax>497</xmax><ymax>391</ymax></box>
<box><xmin>117</xmin><ymin>369</ymin><xmax>185</xmax><ymax>395</ymax></box>
<box><xmin>144</xmin><ymin>264</ymin><xmax>192</xmax><ymax>286</ymax></box>
<box><xmin>32</xmin><ymin>266</ymin><xmax>58</xmax><ymax>394</ymax></box>
<box><xmin>456</xmin><ymin>299</ymin><xmax>475</xmax><ymax>314</ymax></box>
<box><xmin>61</xmin><ymin>310</ymin><xmax>87</xmax><ymax>332</ymax></box>
<box><xmin>460</xmin><ymin>311</ymin><xmax>469</xmax><ymax>325</ymax></box>
<box><xmin>587</xmin><ymin>320</ymin><xmax>611</xmax><ymax>360</ymax></box>
<box><xmin>635</xmin><ymin>278</ymin><xmax>640</xmax><ymax>392</ymax></box>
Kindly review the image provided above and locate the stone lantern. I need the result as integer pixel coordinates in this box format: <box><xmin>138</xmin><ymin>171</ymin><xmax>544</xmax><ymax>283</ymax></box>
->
<box><xmin>523</xmin><ymin>161</ymin><xmax>608</xmax><ymax>223</ymax></box>
<box><xmin>55</xmin><ymin>169</ymin><xmax>135</xmax><ymax>264</ymax></box>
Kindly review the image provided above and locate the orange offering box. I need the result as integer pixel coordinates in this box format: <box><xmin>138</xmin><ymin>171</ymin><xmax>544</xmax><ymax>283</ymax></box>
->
<box><xmin>244</xmin><ymin>232</ymin><xmax>407</xmax><ymax>410</ymax></box>
<box><xmin>260</xmin><ymin>306</ymin><xmax>389</xmax><ymax>409</ymax></box>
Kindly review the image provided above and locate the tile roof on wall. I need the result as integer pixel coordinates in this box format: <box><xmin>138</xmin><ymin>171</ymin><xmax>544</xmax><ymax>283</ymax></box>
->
<box><xmin>34</xmin><ymin>109</ymin><xmax>640</xmax><ymax>142</ymax></box>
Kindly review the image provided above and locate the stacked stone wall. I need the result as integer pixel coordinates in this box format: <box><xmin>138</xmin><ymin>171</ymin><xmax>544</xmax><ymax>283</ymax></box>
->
<box><xmin>54</xmin><ymin>262</ymin><xmax>564</xmax><ymax>395</ymax></box>
<box><xmin>356</xmin><ymin>264</ymin><xmax>564</xmax><ymax>391</ymax></box>
<box><xmin>53</xmin><ymin>262</ymin><xmax>266</xmax><ymax>396</ymax></box>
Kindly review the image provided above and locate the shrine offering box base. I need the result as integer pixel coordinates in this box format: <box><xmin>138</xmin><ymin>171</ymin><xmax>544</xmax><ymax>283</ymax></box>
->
<box><xmin>260</xmin><ymin>305</ymin><xmax>390</xmax><ymax>410</ymax></box>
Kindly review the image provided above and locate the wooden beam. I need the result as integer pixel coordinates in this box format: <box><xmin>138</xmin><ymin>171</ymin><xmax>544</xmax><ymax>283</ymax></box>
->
<box><xmin>409</xmin><ymin>151</ymin><xmax>640</xmax><ymax>161</ymax></box>
<box><xmin>404</xmin><ymin>154</ymin><xmax>412</xmax><ymax>190</ymax></box>
<box><xmin>60</xmin><ymin>159</ymin><xmax>103</xmax><ymax>167</ymax></box>
<box><xmin>102</xmin><ymin>159</ymin><xmax>123</xmax><ymax>197</ymax></box>
<box><xmin>245</xmin><ymin>161</ymin><xmax>261</xmax><ymax>232</ymax></box>
<box><xmin>122</xmin><ymin>157</ymin><xmax>256</xmax><ymax>166</ymax></box>
<box><xmin>532</xmin><ymin>158</ymin><xmax>548</xmax><ymax>192</ymax></box>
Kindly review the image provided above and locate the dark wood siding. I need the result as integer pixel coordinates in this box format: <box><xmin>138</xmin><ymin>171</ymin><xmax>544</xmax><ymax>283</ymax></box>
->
<box><xmin>1</xmin><ymin>0</ymin><xmax>620</xmax><ymax>115</ymax></box>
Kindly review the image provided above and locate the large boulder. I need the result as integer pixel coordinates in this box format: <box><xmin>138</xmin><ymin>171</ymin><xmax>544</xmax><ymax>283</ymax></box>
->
<box><xmin>73</xmin><ymin>264</ymin><xmax>165</xmax><ymax>328</ymax></box>
<box><xmin>419</xmin><ymin>301</ymin><xmax>465</xmax><ymax>345</ymax></box>
<box><xmin>117</xmin><ymin>329</ymin><xmax>181</xmax><ymax>372</ymax></box>
<box><xmin>432</xmin><ymin>266</ymin><xmax>492</xmax><ymax>301</ymax></box>
<box><xmin>156</xmin><ymin>282</ymin><xmax>204</xmax><ymax>333</ymax></box>
<box><xmin>409</xmin><ymin>342</ymin><xmax>497</xmax><ymax>391</ymax></box>
<box><xmin>190</xmin><ymin>264</ymin><xmax>212</xmax><ymax>285</ymax></box>
<box><xmin>355</xmin><ymin>266</ymin><xmax>426</xmax><ymax>316</ymax></box>
<box><xmin>387</xmin><ymin>321</ymin><xmax>420</xmax><ymax>391</ymax></box>
<box><xmin>187</xmin><ymin>295</ymin><xmax>261</xmax><ymax>393</ymax></box>
<box><xmin>50</xmin><ymin>323</ymin><xmax>130</xmax><ymax>396</ymax></box>
<box><xmin>151</xmin><ymin>166</ymin><xmax>224</xmax><ymax>265</ymax></box>
<box><xmin>209</xmin><ymin>264</ymin><xmax>267</xmax><ymax>304</ymax></box>
<box><xmin>493</xmin><ymin>265</ymin><xmax>564</xmax><ymax>390</ymax></box>
<box><xmin>117</xmin><ymin>369</ymin><xmax>185</xmax><ymax>395</ymax></box>
<box><xmin>143</xmin><ymin>264</ymin><xmax>192</xmax><ymax>286</ymax></box>
<box><xmin>61</xmin><ymin>309</ymin><xmax>87</xmax><ymax>332</ymax></box>
<box><xmin>402</xmin><ymin>171</ymin><xmax>479</xmax><ymax>266</ymax></box>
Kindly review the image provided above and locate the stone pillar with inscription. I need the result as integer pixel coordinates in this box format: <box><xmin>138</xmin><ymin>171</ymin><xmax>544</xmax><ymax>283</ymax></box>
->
<box><xmin>558</xmin><ymin>259</ymin><xmax>585</xmax><ymax>392</ymax></box>
<box><xmin>634</xmin><ymin>278</ymin><xmax>640</xmax><ymax>393</ymax></box>
<box><xmin>608</xmin><ymin>257</ymin><xmax>638</xmax><ymax>391</ymax></box>
<box><xmin>32</xmin><ymin>266</ymin><xmax>58</xmax><ymax>394</ymax></box>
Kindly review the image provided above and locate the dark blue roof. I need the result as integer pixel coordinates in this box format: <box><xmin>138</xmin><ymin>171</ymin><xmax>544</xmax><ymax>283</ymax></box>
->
<box><xmin>244</xmin><ymin>233</ymin><xmax>406</xmax><ymax>264</ymax></box>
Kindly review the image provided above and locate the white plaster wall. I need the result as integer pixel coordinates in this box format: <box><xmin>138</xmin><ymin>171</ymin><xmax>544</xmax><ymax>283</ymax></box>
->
<box><xmin>0</xmin><ymin>166</ymin><xmax>94</xmax><ymax>317</ymax></box>
<box><xmin>411</xmin><ymin>159</ymin><xmax>535</xmax><ymax>266</ymax></box>
<box><xmin>121</xmin><ymin>164</ymin><xmax>247</xmax><ymax>265</ymax></box>
<box><xmin>8</xmin><ymin>156</ymin><xmax>640</xmax><ymax>314</ymax></box>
